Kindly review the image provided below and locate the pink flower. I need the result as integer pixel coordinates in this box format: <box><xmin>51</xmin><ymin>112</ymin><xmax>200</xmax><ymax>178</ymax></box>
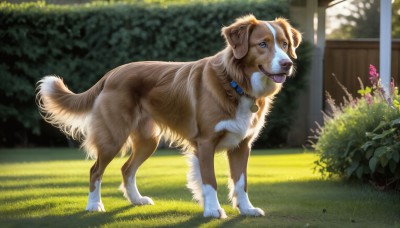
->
<box><xmin>369</xmin><ymin>64</ymin><xmax>379</xmax><ymax>85</ymax></box>
<box><xmin>369</xmin><ymin>64</ymin><xmax>379</xmax><ymax>76</ymax></box>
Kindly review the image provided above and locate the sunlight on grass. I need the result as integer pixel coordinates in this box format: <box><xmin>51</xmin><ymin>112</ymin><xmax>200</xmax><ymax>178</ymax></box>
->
<box><xmin>0</xmin><ymin>148</ymin><xmax>399</xmax><ymax>227</ymax></box>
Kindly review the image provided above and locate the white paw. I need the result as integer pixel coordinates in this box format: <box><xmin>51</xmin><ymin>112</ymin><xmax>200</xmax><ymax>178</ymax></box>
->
<box><xmin>204</xmin><ymin>207</ymin><xmax>227</xmax><ymax>219</ymax></box>
<box><xmin>239</xmin><ymin>207</ymin><xmax>265</xmax><ymax>217</ymax></box>
<box><xmin>132</xmin><ymin>196</ymin><xmax>154</xmax><ymax>205</ymax></box>
<box><xmin>86</xmin><ymin>202</ymin><xmax>106</xmax><ymax>212</ymax></box>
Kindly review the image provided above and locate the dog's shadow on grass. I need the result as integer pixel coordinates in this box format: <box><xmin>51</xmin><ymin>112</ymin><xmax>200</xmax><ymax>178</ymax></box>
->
<box><xmin>83</xmin><ymin>203</ymin><xmax>247</xmax><ymax>227</ymax></box>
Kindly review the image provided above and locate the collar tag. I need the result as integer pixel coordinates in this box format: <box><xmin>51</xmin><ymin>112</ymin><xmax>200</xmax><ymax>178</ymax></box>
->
<box><xmin>250</xmin><ymin>104</ymin><xmax>259</xmax><ymax>113</ymax></box>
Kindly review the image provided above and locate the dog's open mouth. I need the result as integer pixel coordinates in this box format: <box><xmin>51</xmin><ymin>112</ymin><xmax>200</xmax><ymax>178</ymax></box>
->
<box><xmin>258</xmin><ymin>65</ymin><xmax>287</xmax><ymax>83</ymax></box>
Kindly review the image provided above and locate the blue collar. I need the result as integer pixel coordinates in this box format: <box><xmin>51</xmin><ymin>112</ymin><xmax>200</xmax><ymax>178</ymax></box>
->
<box><xmin>230</xmin><ymin>80</ymin><xmax>259</xmax><ymax>113</ymax></box>
<box><xmin>230</xmin><ymin>81</ymin><xmax>244</xmax><ymax>95</ymax></box>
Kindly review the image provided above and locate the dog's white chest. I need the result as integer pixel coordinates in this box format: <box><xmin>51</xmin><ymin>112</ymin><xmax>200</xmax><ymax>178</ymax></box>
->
<box><xmin>214</xmin><ymin>97</ymin><xmax>256</xmax><ymax>149</ymax></box>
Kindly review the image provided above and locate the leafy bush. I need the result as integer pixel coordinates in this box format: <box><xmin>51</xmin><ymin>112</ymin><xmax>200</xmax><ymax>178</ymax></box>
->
<box><xmin>311</xmin><ymin>65</ymin><xmax>400</xmax><ymax>190</ymax></box>
<box><xmin>0</xmin><ymin>1</ymin><xmax>310</xmax><ymax>147</ymax></box>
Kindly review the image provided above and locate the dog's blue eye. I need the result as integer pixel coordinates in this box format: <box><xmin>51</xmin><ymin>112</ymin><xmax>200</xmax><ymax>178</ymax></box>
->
<box><xmin>283</xmin><ymin>41</ymin><xmax>288</xmax><ymax>48</ymax></box>
<box><xmin>259</xmin><ymin>42</ymin><xmax>267</xmax><ymax>48</ymax></box>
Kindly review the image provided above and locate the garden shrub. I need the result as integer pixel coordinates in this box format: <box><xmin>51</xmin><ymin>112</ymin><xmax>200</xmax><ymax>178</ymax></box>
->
<box><xmin>311</xmin><ymin>65</ymin><xmax>400</xmax><ymax>190</ymax></box>
<box><xmin>0</xmin><ymin>1</ymin><xmax>310</xmax><ymax>147</ymax></box>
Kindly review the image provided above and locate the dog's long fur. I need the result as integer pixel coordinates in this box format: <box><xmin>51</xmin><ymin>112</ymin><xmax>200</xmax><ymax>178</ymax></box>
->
<box><xmin>37</xmin><ymin>15</ymin><xmax>301</xmax><ymax>218</ymax></box>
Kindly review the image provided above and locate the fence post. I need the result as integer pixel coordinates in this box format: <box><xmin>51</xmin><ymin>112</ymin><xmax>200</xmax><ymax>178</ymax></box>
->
<box><xmin>380</xmin><ymin>0</ymin><xmax>392</xmax><ymax>95</ymax></box>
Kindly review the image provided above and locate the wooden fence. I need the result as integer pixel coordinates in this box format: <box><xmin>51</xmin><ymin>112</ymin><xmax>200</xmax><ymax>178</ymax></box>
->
<box><xmin>323</xmin><ymin>39</ymin><xmax>400</xmax><ymax>105</ymax></box>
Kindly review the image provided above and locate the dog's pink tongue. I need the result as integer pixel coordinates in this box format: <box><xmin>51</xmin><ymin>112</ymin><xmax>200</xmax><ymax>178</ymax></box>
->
<box><xmin>271</xmin><ymin>75</ymin><xmax>286</xmax><ymax>83</ymax></box>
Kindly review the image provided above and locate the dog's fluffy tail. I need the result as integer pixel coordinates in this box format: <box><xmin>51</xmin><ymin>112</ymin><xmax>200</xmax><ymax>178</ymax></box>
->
<box><xmin>36</xmin><ymin>75</ymin><xmax>106</xmax><ymax>140</ymax></box>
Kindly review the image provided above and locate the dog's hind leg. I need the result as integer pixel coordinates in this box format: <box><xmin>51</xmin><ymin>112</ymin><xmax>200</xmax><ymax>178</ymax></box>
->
<box><xmin>120</xmin><ymin>118</ymin><xmax>160</xmax><ymax>205</ymax></box>
<box><xmin>86</xmin><ymin>139</ymin><xmax>127</xmax><ymax>212</ymax></box>
<box><xmin>85</xmin><ymin>94</ymin><xmax>134</xmax><ymax>212</ymax></box>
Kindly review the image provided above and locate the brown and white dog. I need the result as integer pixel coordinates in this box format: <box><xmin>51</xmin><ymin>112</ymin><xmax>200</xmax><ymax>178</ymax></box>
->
<box><xmin>37</xmin><ymin>15</ymin><xmax>301</xmax><ymax>218</ymax></box>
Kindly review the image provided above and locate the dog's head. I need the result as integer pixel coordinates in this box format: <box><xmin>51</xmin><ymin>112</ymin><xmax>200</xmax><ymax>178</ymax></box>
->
<box><xmin>222</xmin><ymin>15</ymin><xmax>302</xmax><ymax>97</ymax></box>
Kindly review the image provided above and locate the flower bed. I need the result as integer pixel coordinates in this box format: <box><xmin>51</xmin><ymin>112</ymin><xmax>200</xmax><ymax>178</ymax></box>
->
<box><xmin>311</xmin><ymin>65</ymin><xmax>400</xmax><ymax>190</ymax></box>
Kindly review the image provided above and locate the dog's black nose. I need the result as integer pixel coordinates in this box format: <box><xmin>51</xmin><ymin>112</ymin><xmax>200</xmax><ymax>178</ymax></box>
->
<box><xmin>279</xmin><ymin>59</ymin><xmax>293</xmax><ymax>71</ymax></box>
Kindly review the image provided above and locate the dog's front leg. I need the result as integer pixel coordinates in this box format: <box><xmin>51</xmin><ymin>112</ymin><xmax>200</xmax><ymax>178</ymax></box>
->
<box><xmin>227</xmin><ymin>141</ymin><xmax>265</xmax><ymax>217</ymax></box>
<box><xmin>197</xmin><ymin>141</ymin><xmax>227</xmax><ymax>219</ymax></box>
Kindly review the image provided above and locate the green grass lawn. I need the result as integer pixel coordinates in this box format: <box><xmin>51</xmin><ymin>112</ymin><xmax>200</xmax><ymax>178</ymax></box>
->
<box><xmin>0</xmin><ymin>148</ymin><xmax>399</xmax><ymax>227</ymax></box>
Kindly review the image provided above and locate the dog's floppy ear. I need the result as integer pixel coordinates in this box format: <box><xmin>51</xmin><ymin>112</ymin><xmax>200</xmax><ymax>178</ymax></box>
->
<box><xmin>289</xmin><ymin>27</ymin><xmax>302</xmax><ymax>59</ymax></box>
<box><xmin>275</xmin><ymin>18</ymin><xmax>302</xmax><ymax>59</ymax></box>
<box><xmin>222</xmin><ymin>15</ymin><xmax>258</xmax><ymax>59</ymax></box>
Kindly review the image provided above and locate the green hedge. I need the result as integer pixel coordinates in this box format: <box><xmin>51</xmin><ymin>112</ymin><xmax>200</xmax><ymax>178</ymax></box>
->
<box><xmin>0</xmin><ymin>1</ymin><xmax>310</xmax><ymax>147</ymax></box>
